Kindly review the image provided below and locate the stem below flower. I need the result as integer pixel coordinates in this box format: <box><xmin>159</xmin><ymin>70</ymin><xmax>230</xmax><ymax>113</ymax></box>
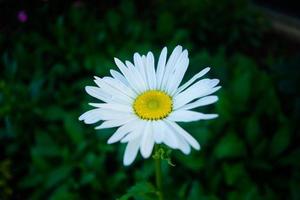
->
<box><xmin>155</xmin><ymin>156</ymin><xmax>164</xmax><ymax>200</ymax></box>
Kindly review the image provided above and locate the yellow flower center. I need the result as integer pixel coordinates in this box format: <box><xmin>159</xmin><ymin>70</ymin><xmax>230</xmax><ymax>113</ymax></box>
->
<box><xmin>133</xmin><ymin>90</ymin><xmax>172</xmax><ymax>120</ymax></box>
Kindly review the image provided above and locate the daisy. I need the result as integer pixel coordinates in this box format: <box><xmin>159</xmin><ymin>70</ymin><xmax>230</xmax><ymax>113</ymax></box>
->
<box><xmin>79</xmin><ymin>45</ymin><xmax>221</xmax><ymax>166</ymax></box>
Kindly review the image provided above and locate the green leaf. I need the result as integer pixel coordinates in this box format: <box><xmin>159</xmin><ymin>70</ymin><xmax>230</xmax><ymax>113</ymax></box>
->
<box><xmin>231</xmin><ymin>57</ymin><xmax>254</xmax><ymax>110</ymax></box>
<box><xmin>187</xmin><ymin>181</ymin><xmax>202</xmax><ymax>200</ymax></box>
<box><xmin>232</xmin><ymin>70</ymin><xmax>251</xmax><ymax>105</ymax></box>
<box><xmin>227</xmin><ymin>191</ymin><xmax>240</xmax><ymax>200</ymax></box>
<box><xmin>64</xmin><ymin>113</ymin><xmax>84</xmax><ymax>145</ymax></box>
<box><xmin>43</xmin><ymin>106</ymin><xmax>66</xmax><ymax>121</ymax></box>
<box><xmin>278</xmin><ymin>149</ymin><xmax>300</xmax><ymax>167</ymax></box>
<box><xmin>45</xmin><ymin>165</ymin><xmax>72</xmax><ymax>189</ymax></box>
<box><xmin>214</xmin><ymin>132</ymin><xmax>246</xmax><ymax>159</ymax></box>
<box><xmin>79</xmin><ymin>173</ymin><xmax>95</xmax><ymax>185</ymax></box>
<box><xmin>157</xmin><ymin>12</ymin><xmax>174</xmax><ymax>37</ymax></box>
<box><xmin>270</xmin><ymin>125</ymin><xmax>290</xmax><ymax>157</ymax></box>
<box><xmin>222</xmin><ymin>163</ymin><xmax>248</xmax><ymax>186</ymax></box>
<box><xmin>118</xmin><ymin>182</ymin><xmax>157</xmax><ymax>200</ymax></box>
<box><xmin>50</xmin><ymin>184</ymin><xmax>78</xmax><ymax>200</ymax></box>
<box><xmin>216</xmin><ymin>92</ymin><xmax>232</xmax><ymax>122</ymax></box>
<box><xmin>245</xmin><ymin>116</ymin><xmax>260</xmax><ymax>145</ymax></box>
<box><xmin>177</xmin><ymin>153</ymin><xmax>204</xmax><ymax>171</ymax></box>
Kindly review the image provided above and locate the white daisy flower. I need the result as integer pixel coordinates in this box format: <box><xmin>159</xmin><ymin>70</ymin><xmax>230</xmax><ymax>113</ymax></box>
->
<box><xmin>79</xmin><ymin>45</ymin><xmax>221</xmax><ymax>166</ymax></box>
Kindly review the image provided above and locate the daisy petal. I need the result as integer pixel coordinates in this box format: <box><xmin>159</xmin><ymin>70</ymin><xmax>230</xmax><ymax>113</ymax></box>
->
<box><xmin>161</xmin><ymin>121</ymin><xmax>179</xmax><ymax>149</ymax></box>
<box><xmin>181</xmin><ymin>95</ymin><xmax>218</xmax><ymax>110</ymax></box>
<box><xmin>114</xmin><ymin>57</ymin><xmax>129</xmax><ymax>75</ymax></box>
<box><xmin>133</xmin><ymin>53</ymin><xmax>148</xmax><ymax>88</ymax></box>
<box><xmin>92</xmin><ymin>109</ymin><xmax>134</xmax><ymax>121</ymax></box>
<box><xmin>107</xmin><ymin>120</ymin><xmax>140</xmax><ymax>144</ymax></box>
<box><xmin>85</xmin><ymin>86</ymin><xmax>111</xmax><ymax>102</ymax></box>
<box><xmin>175</xmin><ymin>67</ymin><xmax>210</xmax><ymax>95</ymax></box>
<box><xmin>79</xmin><ymin>108</ymin><xmax>102</xmax><ymax>124</ymax></box>
<box><xmin>114</xmin><ymin>58</ymin><xmax>142</xmax><ymax>93</ymax></box>
<box><xmin>176</xmin><ymin>133</ymin><xmax>191</xmax><ymax>154</ymax></box>
<box><xmin>110</xmin><ymin>69</ymin><xmax>129</xmax><ymax>86</ymax></box>
<box><xmin>121</xmin><ymin>122</ymin><xmax>145</xmax><ymax>143</ymax></box>
<box><xmin>161</xmin><ymin>45</ymin><xmax>182</xmax><ymax>91</ymax></box>
<box><xmin>89</xmin><ymin>103</ymin><xmax>133</xmax><ymax>113</ymax></box>
<box><xmin>141</xmin><ymin>55</ymin><xmax>150</xmax><ymax>90</ymax></box>
<box><xmin>95</xmin><ymin>117</ymin><xmax>136</xmax><ymax>129</ymax></box>
<box><xmin>152</xmin><ymin>121</ymin><xmax>165</xmax><ymax>143</ymax></box>
<box><xmin>121</xmin><ymin>130</ymin><xmax>139</xmax><ymax>143</ymax></box>
<box><xmin>173</xmin><ymin>79</ymin><xmax>220</xmax><ymax>109</ymax></box>
<box><xmin>166</xmin><ymin>121</ymin><xmax>200</xmax><ymax>150</ymax></box>
<box><xmin>125</xmin><ymin>60</ymin><xmax>147</xmax><ymax>91</ymax></box>
<box><xmin>156</xmin><ymin>47</ymin><xmax>167</xmax><ymax>89</ymax></box>
<box><xmin>168</xmin><ymin>50</ymin><xmax>189</xmax><ymax>95</ymax></box>
<box><xmin>93</xmin><ymin>77</ymin><xmax>133</xmax><ymax>104</ymax></box>
<box><xmin>140</xmin><ymin>122</ymin><xmax>155</xmax><ymax>158</ymax></box>
<box><xmin>102</xmin><ymin>76</ymin><xmax>137</xmax><ymax>98</ymax></box>
<box><xmin>168</xmin><ymin>110</ymin><xmax>218</xmax><ymax>122</ymax></box>
<box><xmin>123</xmin><ymin>137</ymin><xmax>141</xmax><ymax>166</ymax></box>
<box><xmin>146</xmin><ymin>52</ymin><xmax>157</xmax><ymax>89</ymax></box>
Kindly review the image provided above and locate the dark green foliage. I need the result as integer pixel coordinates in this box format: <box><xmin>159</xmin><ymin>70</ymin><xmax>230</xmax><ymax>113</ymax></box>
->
<box><xmin>1</xmin><ymin>0</ymin><xmax>299</xmax><ymax>199</ymax></box>
<box><xmin>118</xmin><ymin>182</ymin><xmax>157</xmax><ymax>200</ymax></box>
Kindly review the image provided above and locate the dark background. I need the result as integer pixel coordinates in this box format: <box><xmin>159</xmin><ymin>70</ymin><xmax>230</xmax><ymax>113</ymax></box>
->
<box><xmin>1</xmin><ymin>0</ymin><xmax>300</xmax><ymax>199</ymax></box>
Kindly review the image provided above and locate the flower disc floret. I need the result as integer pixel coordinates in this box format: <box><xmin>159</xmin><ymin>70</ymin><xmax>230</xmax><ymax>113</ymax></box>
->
<box><xmin>133</xmin><ymin>90</ymin><xmax>172</xmax><ymax>120</ymax></box>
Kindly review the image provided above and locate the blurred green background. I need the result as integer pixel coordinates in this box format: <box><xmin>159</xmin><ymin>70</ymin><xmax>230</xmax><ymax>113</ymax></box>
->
<box><xmin>1</xmin><ymin>0</ymin><xmax>300</xmax><ymax>199</ymax></box>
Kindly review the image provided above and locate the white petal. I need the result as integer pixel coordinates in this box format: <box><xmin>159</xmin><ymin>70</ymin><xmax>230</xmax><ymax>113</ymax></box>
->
<box><xmin>110</xmin><ymin>69</ymin><xmax>129</xmax><ymax>86</ymax></box>
<box><xmin>102</xmin><ymin>76</ymin><xmax>137</xmax><ymax>98</ymax></box>
<box><xmin>141</xmin><ymin>55</ymin><xmax>150</xmax><ymax>90</ymax></box>
<box><xmin>78</xmin><ymin>108</ymin><xmax>102</xmax><ymax>124</ymax></box>
<box><xmin>85</xmin><ymin>86</ymin><xmax>111</xmax><ymax>102</ymax></box>
<box><xmin>152</xmin><ymin>121</ymin><xmax>165</xmax><ymax>143</ymax></box>
<box><xmin>93</xmin><ymin>77</ymin><xmax>132</xmax><ymax>104</ymax></box>
<box><xmin>107</xmin><ymin>120</ymin><xmax>140</xmax><ymax>144</ymax></box>
<box><xmin>161</xmin><ymin>45</ymin><xmax>182</xmax><ymax>91</ymax></box>
<box><xmin>79</xmin><ymin>108</ymin><xmax>135</xmax><ymax>124</ymax></box>
<box><xmin>156</xmin><ymin>47</ymin><xmax>167</xmax><ymax>89</ymax></box>
<box><xmin>180</xmin><ymin>95</ymin><xmax>218</xmax><ymax>110</ymax></box>
<box><xmin>166</xmin><ymin>121</ymin><xmax>200</xmax><ymax>150</ymax></box>
<box><xmin>114</xmin><ymin>57</ymin><xmax>142</xmax><ymax>93</ymax></box>
<box><xmin>121</xmin><ymin>130</ymin><xmax>140</xmax><ymax>143</ymax></box>
<box><xmin>125</xmin><ymin>60</ymin><xmax>147</xmax><ymax>91</ymax></box>
<box><xmin>89</xmin><ymin>103</ymin><xmax>133</xmax><ymax>113</ymax></box>
<box><xmin>175</xmin><ymin>67</ymin><xmax>210</xmax><ymax>95</ymax></box>
<box><xmin>167</xmin><ymin>50</ymin><xmax>189</xmax><ymax>95</ymax></box>
<box><xmin>121</xmin><ymin>122</ymin><xmax>145</xmax><ymax>143</ymax></box>
<box><xmin>146</xmin><ymin>52</ymin><xmax>157</xmax><ymax>89</ymax></box>
<box><xmin>168</xmin><ymin>110</ymin><xmax>218</xmax><ymax>122</ymax></box>
<box><xmin>133</xmin><ymin>53</ymin><xmax>148</xmax><ymax>88</ymax></box>
<box><xmin>173</xmin><ymin>79</ymin><xmax>221</xmax><ymax>109</ymax></box>
<box><xmin>175</xmin><ymin>133</ymin><xmax>191</xmax><ymax>154</ymax></box>
<box><xmin>114</xmin><ymin>57</ymin><xmax>129</xmax><ymax>75</ymax></box>
<box><xmin>140</xmin><ymin>122</ymin><xmax>155</xmax><ymax>158</ymax></box>
<box><xmin>199</xmin><ymin>86</ymin><xmax>221</xmax><ymax>99</ymax></box>
<box><xmin>91</xmin><ymin>108</ymin><xmax>134</xmax><ymax>121</ymax></box>
<box><xmin>95</xmin><ymin>117</ymin><xmax>136</xmax><ymax>129</ymax></box>
<box><xmin>121</xmin><ymin>129</ymin><xmax>142</xmax><ymax>143</ymax></box>
<box><xmin>123</xmin><ymin>136</ymin><xmax>141</xmax><ymax>166</ymax></box>
<box><xmin>160</xmin><ymin>122</ymin><xmax>179</xmax><ymax>149</ymax></box>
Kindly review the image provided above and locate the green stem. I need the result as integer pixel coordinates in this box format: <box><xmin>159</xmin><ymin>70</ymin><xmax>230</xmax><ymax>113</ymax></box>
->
<box><xmin>155</xmin><ymin>156</ymin><xmax>164</xmax><ymax>200</ymax></box>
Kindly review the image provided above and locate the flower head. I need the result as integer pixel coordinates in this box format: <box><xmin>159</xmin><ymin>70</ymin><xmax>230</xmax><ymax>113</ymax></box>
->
<box><xmin>79</xmin><ymin>45</ymin><xmax>221</xmax><ymax>166</ymax></box>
